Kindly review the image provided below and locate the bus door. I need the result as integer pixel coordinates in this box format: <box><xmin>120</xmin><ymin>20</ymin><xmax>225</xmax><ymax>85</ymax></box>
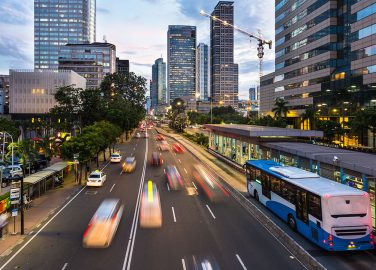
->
<box><xmin>296</xmin><ymin>189</ymin><xmax>308</xmax><ymax>224</ymax></box>
<box><xmin>261</xmin><ymin>173</ymin><xmax>271</xmax><ymax>199</ymax></box>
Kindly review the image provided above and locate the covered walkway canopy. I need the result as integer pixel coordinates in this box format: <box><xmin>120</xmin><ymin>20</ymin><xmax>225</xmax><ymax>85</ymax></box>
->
<box><xmin>23</xmin><ymin>162</ymin><xmax>68</xmax><ymax>184</ymax></box>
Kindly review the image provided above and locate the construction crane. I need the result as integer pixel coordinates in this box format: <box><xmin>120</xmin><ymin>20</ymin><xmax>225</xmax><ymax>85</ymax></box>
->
<box><xmin>200</xmin><ymin>10</ymin><xmax>272</xmax><ymax>79</ymax></box>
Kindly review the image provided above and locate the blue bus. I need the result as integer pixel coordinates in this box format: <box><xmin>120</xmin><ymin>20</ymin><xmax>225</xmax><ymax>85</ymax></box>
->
<box><xmin>245</xmin><ymin>160</ymin><xmax>374</xmax><ymax>251</ymax></box>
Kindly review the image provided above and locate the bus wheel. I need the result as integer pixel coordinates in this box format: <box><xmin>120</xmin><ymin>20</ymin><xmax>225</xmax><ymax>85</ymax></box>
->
<box><xmin>288</xmin><ymin>214</ymin><xmax>296</xmax><ymax>231</ymax></box>
<box><xmin>254</xmin><ymin>191</ymin><xmax>259</xmax><ymax>201</ymax></box>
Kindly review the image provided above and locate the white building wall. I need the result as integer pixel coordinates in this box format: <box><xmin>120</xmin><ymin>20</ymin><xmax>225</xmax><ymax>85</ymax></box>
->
<box><xmin>9</xmin><ymin>69</ymin><xmax>86</xmax><ymax>114</ymax></box>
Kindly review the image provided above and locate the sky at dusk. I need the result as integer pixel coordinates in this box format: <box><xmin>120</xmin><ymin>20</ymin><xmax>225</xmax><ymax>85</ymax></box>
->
<box><xmin>0</xmin><ymin>0</ymin><xmax>275</xmax><ymax>99</ymax></box>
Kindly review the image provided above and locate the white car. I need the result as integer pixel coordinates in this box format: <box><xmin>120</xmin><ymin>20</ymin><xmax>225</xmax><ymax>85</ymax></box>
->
<box><xmin>87</xmin><ymin>171</ymin><xmax>107</xmax><ymax>187</ymax></box>
<box><xmin>110</xmin><ymin>153</ymin><xmax>122</xmax><ymax>163</ymax></box>
<box><xmin>136</xmin><ymin>133</ymin><xmax>141</xmax><ymax>138</ymax></box>
<box><xmin>159</xmin><ymin>141</ymin><xmax>169</xmax><ymax>151</ymax></box>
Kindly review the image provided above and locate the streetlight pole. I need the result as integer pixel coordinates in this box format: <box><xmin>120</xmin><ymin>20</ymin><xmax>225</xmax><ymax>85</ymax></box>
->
<box><xmin>0</xmin><ymin>132</ymin><xmax>21</xmax><ymax>233</ymax></box>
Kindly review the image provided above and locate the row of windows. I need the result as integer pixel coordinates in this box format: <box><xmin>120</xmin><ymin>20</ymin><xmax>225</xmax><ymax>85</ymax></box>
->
<box><xmin>276</xmin><ymin>10</ymin><xmax>335</xmax><ymax>48</ymax></box>
<box><xmin>357</xmin><ymin>2</ymin><xmax>376</xmax><ymax>21</ymax></box>
<box><xmin>357</xmin><ymin>23</ymin><xmax>376</xmax><ymax>39</ymax></box>
<box><xmin>276</xmin><ymin>0</ymin><xmax>311</xmax><ymax>23</ymax></box>
<box><xmin>249</xmin><ymin>167</ymin><xmax>322</xmax><ymax>221</ymax></box>
<box><xmin>353</xmin><ymin>65</ymin><xmax>376</xmax><ymax>76</ymax></box>
<box><xmin>352</xmin><ymin>45</ymin><xmax>376</xmax><ymax>60</ymax></box>
<box><xmin>274</xmin><ymin>76</ymin><xmax>330</xmax><ymax>92</ymax></box>
<box><xmin>276</xmin><ymin>0</ymin><xmax>329</xmax><ymax>35</ymax></box>
<box><xmin>275</xmin><ymin>60</ymin><xmax>329</xmax><ymax>82</ymax></box>
<box><xmin>276</xmin><ymin>27</ymin><xmax>334</xmax><ymax>58</ymax></box>
<box><xmin>276</xmin><ymin>0</ymin><xmax>288</xmax><ymax>12</ymax></box>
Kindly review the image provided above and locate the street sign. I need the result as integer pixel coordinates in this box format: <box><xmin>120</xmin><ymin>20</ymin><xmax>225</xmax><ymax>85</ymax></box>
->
<box><xmin>10</xmin><ymin>188</ymin><xmax>20</xmax><ymax>200</ymax></box>
<box><xmin>73</xmin><ymin>153</ymin><xmax>79</xmax><ymax>159</ymax></box>
<box><xmin>10</xmin><ymin>200</ymin><xmax>19</xmax><ymax>205</ymax></box>
<box><xmin>11</xmin><ymin>209</ymin><xmax>18</xmax><ymax>217</ymax></box>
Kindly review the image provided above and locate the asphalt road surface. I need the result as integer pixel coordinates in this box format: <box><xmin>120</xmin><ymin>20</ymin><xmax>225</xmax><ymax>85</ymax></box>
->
<box><xmin>0</xmin><ymin>129</ymin><xmax>311</xmax><ymax>270</ymax></box>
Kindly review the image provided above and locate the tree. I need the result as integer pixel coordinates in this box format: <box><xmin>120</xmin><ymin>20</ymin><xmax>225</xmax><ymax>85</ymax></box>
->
<box><xmin>80</xmin><ymin>88</ymin><xmax>105</xmax><ymax>126</ymax></box>
<box><xmin>300</xmin><ymin>106</ymin><xmax>316</xmax><ymax>130</ymax></box>
<box><xmin>174</xmin><ymin>113</ymin><xmax>189</xmax><ymax>133</ymax></box>
<box><xmin>0</xmin><ymin>118</ymin><xmax>19</xmax><ymax>139</ymax></box>
<box><xmin>350</xmin><ymin>108</ymin><xmax>376</xmax><ymax>148</ymax></box>
<box><xmin>272</xmin><ymin>98</ymin><xmax>290</xmax><ymax>119</ymax></box>
<box><xmin>316</xmin><ymin>120</ymin><xmax>345</xmax><ymax>143</ymax></box>
<box><xmin>250</xmin><ymin>115</ymin><xmax>287</xmax><ymax>128</ymax></box>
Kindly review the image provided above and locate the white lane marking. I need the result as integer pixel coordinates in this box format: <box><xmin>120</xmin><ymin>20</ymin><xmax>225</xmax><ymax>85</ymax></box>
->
<box><xmin>192</xmin><ymin>182</ymin><xmax>197</xmax><ymax>190</ymax></box>
<box><xmin>101</xmin><ymin>160</ymin><xmax>111</xmax><ymax>171</ymax></box>
<box><xmin>289</xmin><ymin>256</ymin><xmax>295</xmax><ymax>259</ymax></box>
<box><xmin>167</xmin><ymin>183</ymin><xmax>170</xmax><ymax>191</ymax></box>
<box><xmin>172</xmin><ymin>207</ymin><xmax>177</xmax><ymax>222</ymax></box>
<box><xmin>28</xmin><ymin>231</ymin><xmax>34</xmax><ymax>235</ymax></box>
<box><xmin>181</xmin><ymin>259</ymin><xmax>187</xmax><ymax>270</ymax></box>
<box><xmin>122</xmin><ymin>137</ymin><xmax>148</xmax><ymax>270</ymax></box>
<box><xmin>133</xmin><ymin>147</ymin><xmax>135</xmax><ymax>151</ymax></box>
<box><xmin>206</xmin><ymin>204</ymin><xmax>216</xmax><ymax>219</ymax></box>
<box><xmin>178</xmin><ymin>159</ymin><xmax>181</xmax><ymax>163</ymax></box>
<box><xmin>164</xmin><ymin>168</ymin><xmax>166</xmax><ymax>174</ymax></box>
<box><xmin>184</xmin><ymin>168</ymin><xmax>188</xmax><ymax>174</ymax></box>
<box><xmin>110</xmin><ymin>184</ymin><xmax>116</xmax><ymax>193</ymax></box>
<box><xmin>236</xmin><ymin>254</ymin><xmax>247</xmax><ymax>270</ymax></box>
<box><xmin>61</xmin><ymin>263</ymin><xmax>68</xmax><ymax>270</ymax></box>
<box><xmin>0</xmin><ymin>186</ymin><xmax>87</xmax><ymax>270</ymax></box>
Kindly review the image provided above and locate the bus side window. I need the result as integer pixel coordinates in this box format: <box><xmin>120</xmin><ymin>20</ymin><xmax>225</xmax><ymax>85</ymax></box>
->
<box><xmin>308</xmin><ymin>193</ymin><xmax>322</xmax><ymax>220</ymax></box>
<box><xmin>261</xmin><ymin>172</ymin><xmax>271</xmax><ymax>199</ymax></box>
<box><xmin>271</xmin><ymin>177</ymin><xmax>281</xmax><ymax>195</ymax></box>
<box><xmin>281</xmin><ymin>181</ymin><xmax>296</xmax><ymax>204</ymax></box>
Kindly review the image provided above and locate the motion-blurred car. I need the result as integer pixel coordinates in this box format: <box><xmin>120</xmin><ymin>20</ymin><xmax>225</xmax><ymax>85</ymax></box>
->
<box><xmin>183</xmin><ymin>255</ymin><xmax>220</xmax><ymax>270</ymax></box>
<box><xmin>87</xmin><ymin>170</ymin><xmax>107</xmax><ymax>187</ymax></box>
<box><xmin>144</xmin><ymin>132</ymin><xmax>149</xmax><ymax>138</ymax></box>
<box><xmin>155</xmin><ymin>134</ymin><xmax>164</xmax><ymax>141</ymax></box>
<box><xmin>122</xmin><ymin>157</ymin><xmax>136</xmax><ymax>173</ymax></box>
<box><xmin>151</xmin><ymin>152</ymin><xmax>163</xmax><ymax>166</ymax></box>
<box><xmin>83</xmin><ymin>199</ymin><xmax>124</xmax><ymax>248</ymax></box>
<box><xmin>159</xmin><ymin>141</ymin><xmax>170</xmax><ymax>151</ymax></box>
<box><xmin>192</xmin><ymin>164</ymin><xmax>229</xmax><ymax>202</ymax></box>
<box><xmin>166</xmin><ymin>165</ymin><xmax>183</xmax><ymax>190</ymax></box>
<box><xmin>173</xmin><ymin>143</ymin><xmax>184</xmax><ymax>153</ymax></box>
<box><xmin>110</xmin><ymin>152</ymin><xmax>122</xmax><ymax>163</ymax></box>
<box><xmin>140</xmin><ymin>181</ymin><xmax>162</xmax><ymax>228</ymax></box>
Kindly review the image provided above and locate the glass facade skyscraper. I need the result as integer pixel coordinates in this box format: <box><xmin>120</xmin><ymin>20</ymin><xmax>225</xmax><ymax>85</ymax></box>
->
<box><xmin>167</xmin><ymin>25</ymin><xmax>196</xmax><ymax>103</ymax></box>
<box><xmin>196</xmin><ymin>43</ymin><xmax>209</xmax><ymax>101</ymax></box>
<box><xmin>58</xmin><ymin>42</ymin><xmax>116</xmax><ymax>89</ymax></box>
<box><xmin>34</xmin><ymin>0</ymin><xmax>96</xmax><ymax>69</ymax></box>
<box><xmin>210</xmin><ymin>1</ymin><xmax>238</xmax><ymax>107</ymax></box>
<box><xmin>151</xmin><ymin>58</ymin><xmax>167</xmax><ymax>106</ymax></box>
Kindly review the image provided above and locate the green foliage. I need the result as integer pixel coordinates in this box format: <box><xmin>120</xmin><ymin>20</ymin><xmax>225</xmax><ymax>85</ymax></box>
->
<box><xmin>316</xmin><ymin>120</ymin><xmax>345</xmax><ymax>142</ymax></box>
<box><xmin>272</xmin><ymin>98</ymin><xmax>290</xmax><ymax>119</ymax></box>
<box><xmin>0</xmin><ymin>118</ymin><xmax>19</xmax><ymax>139</ymax></box>
<box><xmin>249</xmin><ymin>115</ymin><xmax>288</xmax><ymax>128</ymax></box>
<box><xmin>182</xmin><ymin>132</ymin><xmax>209</xmax><ymax>148</ymax></box>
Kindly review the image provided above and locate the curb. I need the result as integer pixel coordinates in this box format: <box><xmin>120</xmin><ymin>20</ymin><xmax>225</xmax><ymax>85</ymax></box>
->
<box><xmin>156</xmin><ymin>128</ymin><xmax>326</xmax><ymax>270</ymax></box>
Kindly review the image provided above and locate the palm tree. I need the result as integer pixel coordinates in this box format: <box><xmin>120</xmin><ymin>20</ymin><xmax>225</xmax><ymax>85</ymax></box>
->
<box><xmin>272</xmin><ymin>98</ymin><xmax>290</xmax><ymax>119</ymax></box>
<box><xmin>301</xmin><ymin>106</ymin><xmax>316</xmax><ymax>130</ymax></box>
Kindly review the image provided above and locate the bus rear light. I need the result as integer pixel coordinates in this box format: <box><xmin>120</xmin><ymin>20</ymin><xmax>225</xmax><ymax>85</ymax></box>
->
<box><xmin>328</xmin><ymin>234</ymin><xmax>333</xmax><ymax>241</ymax></box>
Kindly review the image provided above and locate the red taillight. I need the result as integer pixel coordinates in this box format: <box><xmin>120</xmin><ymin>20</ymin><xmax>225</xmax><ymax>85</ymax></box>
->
<box><xmin>370</xmin><ymin>232</ymin><xmax>374</xmax><ymax>245</ymax></box>
<box><xmin>83</xmin><ymin>223</ymin><xmax>93</xmax><ymax>238</ymax></box>
<box><xmin>328</xmin><ymin>234</ymin><xmax>333</xmax><ymax>241</ymax></box>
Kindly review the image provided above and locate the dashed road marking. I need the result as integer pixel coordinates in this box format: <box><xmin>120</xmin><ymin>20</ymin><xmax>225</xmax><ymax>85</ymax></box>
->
<box><xmin>206</xmin><ymin>204</ymin><xmax>216</xmax><ymax>219</ymax></box>
<box><xmin>181</xmin><ymin>259</ymin><xmax>186</xmax><ymax>270</ymax></box>
<box><xmin>28</xmin><ymin>231</ymin><xmax>34</xmax><ymax>235</ymax></box>
<box><xmin>184</xmin><ymin>168</ymin><xmax>188</xmax><ymax>174</ymax></box>
<box><xmin>110</xmin><ymin>184</ymin><xmax>116</xmax><ymax>192</ymax></box>
<box><xmin>236</xmin><ymin>254</ymin><xmax>247</xmax><ymax>270</ymax></box>
<box><xmin>167</xmin><ymin>183</ymin><xmax>170</xmax><ymax>191</ymax></box>
<box><xmin>62</xmin><ymin>263</ymin><xmax>68</xmax><ymax>270</ymax></box>
<box><xmin>192</xmin><ymin>182</ymin><xmax>197</xmax><ymax>190</ymax></box>
<box><xmin>172</xmin><ymin>206</ymin><xmax>177</xmax><ymax>222</ymax></box>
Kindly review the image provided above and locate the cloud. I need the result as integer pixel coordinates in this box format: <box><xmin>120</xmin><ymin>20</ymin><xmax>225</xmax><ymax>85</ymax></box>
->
<box><xmin>0</xmin><ymin>1</ymin><xmax>33</xmax><ymax>25</ymax></box>
<box><xmin>97</xmin><ymin>7</ymin><xmax>111</xmax><ymax>14</ymax></box>
<box><xmin>131</xmin><ymin>62</ymin><xmax>152</xmax><ymax>68</ymax></box>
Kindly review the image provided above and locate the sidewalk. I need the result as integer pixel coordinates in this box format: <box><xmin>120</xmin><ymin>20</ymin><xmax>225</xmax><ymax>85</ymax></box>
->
<box><xmin>155</xmin><ymin>127</ymin><xmax>247</xmax><ymax>192</ymax></box>
<box><xmin>0</xmin><ymin>172</ymin><xmax>81</xmax><ymax>257</ymax></box>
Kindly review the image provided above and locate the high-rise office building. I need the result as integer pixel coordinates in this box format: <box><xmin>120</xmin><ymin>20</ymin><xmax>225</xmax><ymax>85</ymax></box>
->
<box><xmin>210</xmin><ymin>1</ymin><xmax>238</xmax><ymax>107</ymax></box>
<box><xmin>260</xmin><ymin>0</ymin><xmax>376</xmax><ymax>145</ymax></box>
<box><xmin>0</xmin><ymin>75</ymin><xmax>9</xmax><ymax>114</ymax></box>
<box><xmin>116</xmin><ymin>58</ymin><xmax>130</xmax><ymax>75</ymax></box>
<box><xmin>152</xmin><ymin>58</ymin><xmax>167</xmax><ymax>105</ymax></box>
<box><xmin>249</xmin><ymin>86</ymin><xmax>257</xmax><ymax>101</ymax></box>
<box><xmin>34</xmin><ymin>0</ymin><xmax>96</xmax><ymax>69</ymax></box>
<box><xmin>150</xmin><ymin>79</ymin><xmax>157</xmax><ymax>110</ymax></box>
<box><xmin>167</xmin><ymin>25</ymin><xmax>196</xmax><ymax>103</ymax></box>
<box><xmin>58</xmin><ymin>42</ymin><xmax>116</xmax><ymax>89</ymax></box>
<box><xmin>196</xmin><ymin>43</ymin><xmax>209</xmax><ymax>101</ymax></box>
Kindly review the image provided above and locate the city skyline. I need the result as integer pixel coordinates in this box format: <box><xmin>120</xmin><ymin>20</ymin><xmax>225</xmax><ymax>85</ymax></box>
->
<box><xmin>0</xmin><ymin>0</ymin><xmax>275</xmax><ymax>99</ymax></box>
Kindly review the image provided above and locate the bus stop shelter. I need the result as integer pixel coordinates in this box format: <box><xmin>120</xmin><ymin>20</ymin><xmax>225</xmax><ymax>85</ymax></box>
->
<box><xmin>23</xmin><ymin>162</ymin><xmax>68</xmax><ymax>198</ymax></box>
